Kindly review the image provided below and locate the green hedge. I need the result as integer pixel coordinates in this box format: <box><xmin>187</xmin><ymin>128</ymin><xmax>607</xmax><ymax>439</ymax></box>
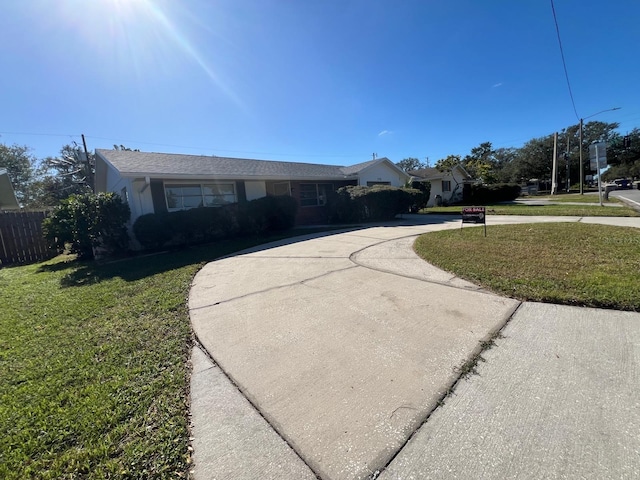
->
<box><xmin>464</xmin><ymin>183</ymin><xmax>521</xmax><ymax>204</ymax></box>
<box><xmin>133</xmin><ymin>195</ymin><xmax>298</xmax><ymax>250</ymax></box>
<box><xmin>42</xmin><ymin>192</ymin><xmax>131</xmax><ymax>259</ymax></box>
<box><xmin>328</xmin><ymin>185</ymin><xmax>423</xmax><ymax>223</ymax></box>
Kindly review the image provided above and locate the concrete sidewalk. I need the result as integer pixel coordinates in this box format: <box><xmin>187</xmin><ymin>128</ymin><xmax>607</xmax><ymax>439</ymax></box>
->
<box><xmin>188</xmin><ymin>215</ymin><xmax>640</xmax><ymax>479</ymax></box>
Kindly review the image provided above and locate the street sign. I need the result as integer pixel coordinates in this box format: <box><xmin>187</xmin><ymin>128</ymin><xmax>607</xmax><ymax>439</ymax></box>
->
<box><xmin>589</xmin><ymin>142</ymin><xmax>607</xmax><ymax>170</ymax></box>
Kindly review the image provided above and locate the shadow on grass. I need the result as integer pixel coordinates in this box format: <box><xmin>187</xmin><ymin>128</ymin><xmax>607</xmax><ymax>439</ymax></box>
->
<box><xmin>40</xmin><ymin>214</ymin><xmax>455</xmax><ymax>288</ymax></box>
<box><xmin>52</xmin><ymin>227</ymin><xmax>363</xmax><ymax>288</ymax></box>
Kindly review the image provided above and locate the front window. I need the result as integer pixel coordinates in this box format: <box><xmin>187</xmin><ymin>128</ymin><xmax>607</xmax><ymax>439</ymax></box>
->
<box><xmin>299</xmin><ymin>183</ymin><xmax>330</xmax><ymax>207</ymax></box>
<box><xmin>367</xmin><ymin>181</ymin><xmax>391</xmax><ymax>186</ymax></box>
<box><xmin>165</xmin><ymin>182</ymin><xmax>236</xmax><ymax>210</ymax></box>
<box><xmin>442</xmin><ymin>181</ymin><xmax>451</xmax><ymax>192</ymax></box>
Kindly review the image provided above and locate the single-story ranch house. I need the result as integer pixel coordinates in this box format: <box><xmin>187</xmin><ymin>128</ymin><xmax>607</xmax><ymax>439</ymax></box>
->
<box><xmin>95</xmin><ymin>150</ymin><xmax>411</xmax><ymax>225</ymax></box>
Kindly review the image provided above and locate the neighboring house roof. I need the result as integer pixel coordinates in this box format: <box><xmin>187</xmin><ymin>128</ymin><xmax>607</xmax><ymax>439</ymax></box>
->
<box><xmin>0</xmin><ymin>169</ymin><xmax>20</xmax><ymax>210</ymax></box>
<box><xmin>409</xmin><ymin>164</ymin><xmax>472</xmax><ymax>181</ymax></box>
<box><xmin>95</xmin><ymin>150</ymin><xmax>407</xmax><ymax>182</ymax></box>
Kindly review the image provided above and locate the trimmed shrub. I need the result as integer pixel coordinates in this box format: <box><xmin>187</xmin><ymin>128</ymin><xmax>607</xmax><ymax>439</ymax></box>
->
<box><xmin>328</xmin><ymin>185</ymin><xmax>422</xmax><ymax>223</ymax></box>
<box><xmin>465</xmin><ymin>183</ymin><xmax>521</xmax><ymax>204</ymax></box>
<box><xmin>409</xmin><ymin>181</ymin><xmax>431</xmax><ymax>212</ymax></box>
<box><xmin>238</xmin><ymin>195</ymin><xmax>298</xmax><ymax>235</ymax></box>
<box><xmin>132</xmin><ymin>213</ymin><xmax>172</xmax><ymax>250</ymax></box>
<box><xmin>42</xmin><ymin>192</ymin><xmax>130</xmax><ymax>259</ymax></box>
<box><xmin>132</xmin><ymin>195</ymin><xmax>298</xmax><ymax>250</ymax></box>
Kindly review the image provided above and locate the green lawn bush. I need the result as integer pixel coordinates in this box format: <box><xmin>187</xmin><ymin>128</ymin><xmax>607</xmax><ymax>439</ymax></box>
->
<box><xmin>328</xmin><ymin>185</ymin><xmax>422</xmax><ymax>223</ymax></box>
<box><xmin>133</xmin><ymin>195</ymin><xmax>298</xmax><ymax>250</ymax></box>
<box><xmin>42</xmin><ymin>192</ymin><xmax>130</xmax><ymax>259</ymax></box>
<box><xmin>464</xmin><ymin>183</ymin><xmax>521</xmax><ymax>204</ymax></box>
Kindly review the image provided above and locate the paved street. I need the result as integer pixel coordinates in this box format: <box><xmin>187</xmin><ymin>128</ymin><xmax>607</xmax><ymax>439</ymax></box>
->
<box><xmin>189</xmin><ymin>215</ymin><xmax>640</xmax><ymax>479</ymax></box>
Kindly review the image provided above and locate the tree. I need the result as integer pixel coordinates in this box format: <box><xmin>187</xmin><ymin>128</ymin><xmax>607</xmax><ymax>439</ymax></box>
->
<box><xmin>602</xmin><ymin>127</ymin><xmax>640</xmax><ymax>180</ymax></box>
<box><xmin>44</xmin><ymin>143</ymin><xmax>95</xmax><ymax>194</ymax></box>
<box><xmin>463</xmin><ymin>142</ymin><xmax>497</xmax><ymax>183</ymax></box>
<box><xmin>434</xmin><ymin>154</ymin><xmax>465</xmax><ymax>202</ymax></box>
<box><xmin>113</xmin><ymin>144</ymin><xmax>140</xmax><ymax>152</ymax></box>
<box><xmin>492</xmin><ymin>148</ymin><xmax>519</xmax><ymax>183</ymax></box>
<box><xmin>395</xmin><ymin>157</ymin><xmax>425</xmax><ymax>172</ymax></box>
<box><xmin>0</xmin><ymin>143</ymin><xmax>40</xmax><ymax>206</ymax></box>
<box><xmin>42</xmin><ymin>192</ymin><xmax>130</xmax><ymax>259</ymax></box>
<box><xmin>435</xmin><ymin>154</ymin><xmax>462</xmax><ymax>173</ymax></box>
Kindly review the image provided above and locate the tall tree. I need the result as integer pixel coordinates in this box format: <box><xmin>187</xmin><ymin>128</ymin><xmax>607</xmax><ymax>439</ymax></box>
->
<box><xmin>602</xmin><ymin>127</ymin><xmax>640</xmax><ymax>180</ymax></box>
<box><xmin>44</xmin><ymin>143</ymin><xmax>95</xmax><ymax>194</ymax></box>
<box><xmin>434</xmin><ymin>154</ymin><xmax>462</xmax><ymax>173</ymax></box>
<box><xmin>395</xmin><ymin>157</ymin><xmax>425</xmax><ymax>172</ymax></box>
<box><xmin>0</xmin><ymin>143</ymin><xmax>40</xmax><ymax>206</ymax></box>
<box><xmin>463</xmin><ymin>142</ymin><xmax>497</xmax><ymax>183</ymax></box>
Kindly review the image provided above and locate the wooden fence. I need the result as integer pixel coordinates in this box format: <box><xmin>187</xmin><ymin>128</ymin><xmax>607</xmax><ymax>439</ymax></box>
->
<box><xmin>0</xmin><ymin>210</ymin><xmax>56</xmax><ymax>267</ymax></box>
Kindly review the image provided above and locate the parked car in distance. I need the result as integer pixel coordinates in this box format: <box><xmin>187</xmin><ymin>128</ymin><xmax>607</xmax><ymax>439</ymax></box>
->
<box><xmin>613</xmin><ymin>178</ymin><xmax>633</xmax><ymax>189</ymax></box>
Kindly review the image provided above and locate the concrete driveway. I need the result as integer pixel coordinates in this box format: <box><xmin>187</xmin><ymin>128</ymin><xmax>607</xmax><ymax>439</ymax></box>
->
<box><xmin>188</xmin><ymin>215</ymin><xmax>640</xmax><ymax>480</ymax></box>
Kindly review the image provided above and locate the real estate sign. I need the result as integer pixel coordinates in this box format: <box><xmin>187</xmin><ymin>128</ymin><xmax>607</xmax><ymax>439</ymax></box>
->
<box><xmin>461</xmin><ymin>206</ymin><xmax>486</xmax><ymax>224</ymax></box>
<box><xmin>461</xmin><ymin>206</ymin><xmax>487</xmax><ymax>236</ymax></box>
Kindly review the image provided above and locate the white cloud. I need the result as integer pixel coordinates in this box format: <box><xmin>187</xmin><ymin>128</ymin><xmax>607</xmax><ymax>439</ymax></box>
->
<box><xmin>492</xmin><ymin>82</ymin><xmax>503</xmax><ymax>88</ymax></box>
<box><xmin>378</xmin><ymin>130</ymin><xmax>392</xmax><ymax>136</ymax></box>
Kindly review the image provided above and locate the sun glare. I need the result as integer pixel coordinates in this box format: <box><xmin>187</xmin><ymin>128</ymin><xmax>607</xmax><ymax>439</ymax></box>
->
<box><xmin>55</xmin><ymin>0</ymin><xmax>242</xmax><ymax>107</ymax></box>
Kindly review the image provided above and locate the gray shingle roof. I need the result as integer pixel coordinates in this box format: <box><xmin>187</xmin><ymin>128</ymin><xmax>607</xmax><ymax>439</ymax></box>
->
<box><xmin>96</xmin><ymin>149</ymin><xmax>373</xmax><ymax>180</ymax></box>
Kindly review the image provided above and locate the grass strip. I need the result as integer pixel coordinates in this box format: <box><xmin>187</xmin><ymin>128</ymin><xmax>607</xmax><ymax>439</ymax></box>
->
<box><xmin>414</xmin><ymin>223</ymin><xmax>640</xmax><ymax>311</ymax></box>
<box><xmin>534</xmin><ymin>193</ymin><xmax>620</xmax><ymax>204</ymax></box>
<box><xmin>425</xmin><ymin>203</ymin><xmax>639</xmax><ymax>216</ymax></box>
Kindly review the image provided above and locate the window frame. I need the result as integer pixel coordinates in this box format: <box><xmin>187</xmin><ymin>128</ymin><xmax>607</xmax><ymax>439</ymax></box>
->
<box><xmin>299</xmin><ymin>183</ymin><xmax>331</xmax><ymax>207</ymax></box>
<box><xmin>164</xmin><ymin>181</ymin><xmax>237</xmax><ymax>211</ymax></box>
<box><xmin>442</xmin><ymin>180</ymin><xmax>452</xmax><ymax>192</ymax></box>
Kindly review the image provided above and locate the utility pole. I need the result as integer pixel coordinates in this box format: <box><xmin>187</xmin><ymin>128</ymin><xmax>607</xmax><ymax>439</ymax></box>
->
<box><xmin>551</xmin><ymin>132</ymin><xmax>558</xmax><ymax>195</ymax></box>
<box><xmin>579</xmin><ymin>118</ymin><xmax>584</xmax><ymax>194</ymax></box>
<box><xmin>81</xmin><ymin>134</ymin><xmax>94</xmax><ymax>192</ymax></box>
<box><xmin>566</xmin><ymin>133</ymin><xmax>571</xmax><ymax>192</ymax></box>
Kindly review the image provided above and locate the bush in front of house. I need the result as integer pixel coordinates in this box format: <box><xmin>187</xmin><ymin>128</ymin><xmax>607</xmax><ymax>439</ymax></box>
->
<box><xmin>464</xmin><ymin>183</ymin><xmax>521</xmax><ymax>204</ymax></box>
<box><xmin>328</xmin><ymin>185</ymin><xmax>422</xmax><ymax>223</ymax></box>
<box><xmin>132</xmin><ymin>213</ymin><xmax>173</xmax><ymax>250</ymax></box>
<box><xmin>132</xmin><ymin>195</ymin><xmax>298</xmax><ymax>250</ymax></box>
<box><xmin>238</xmin><ymin>195</ymin><xmax>298</xmax><ymax>235</ymax></box>
<box><xmin>133</xmin><ymin>204</ymin><xmax>238</xmax><ymax>250</ymax></box>
<box><xmin>42</xmin><ymin>192</ymin><xmax>131</xmax><ymax>259</ymax></box>
<box><xmin>409</xmin><ymin>180</ymin><xmax>431</xmax><ymax>212</ymax></box>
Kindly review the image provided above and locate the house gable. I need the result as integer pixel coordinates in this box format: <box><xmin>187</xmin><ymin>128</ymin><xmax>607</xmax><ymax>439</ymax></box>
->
<box><xmin>0</xmin><ymin>170</ymin><xmax>20</xmax><ymax>210</ymax></box>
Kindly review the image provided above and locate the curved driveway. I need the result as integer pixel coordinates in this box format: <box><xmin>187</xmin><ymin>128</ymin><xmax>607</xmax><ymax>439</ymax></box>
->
<box><xmin>189</xmin><ymin>214</ymin><xmax>640</xmax><ymax>480</ymax></box>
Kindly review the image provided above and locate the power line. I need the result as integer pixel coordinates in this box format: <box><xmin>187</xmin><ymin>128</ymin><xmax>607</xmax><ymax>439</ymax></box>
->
<box><xmin>550</xmin><ymin>0</ymin><xmax>580</xmax><ymax>121</ymax></box>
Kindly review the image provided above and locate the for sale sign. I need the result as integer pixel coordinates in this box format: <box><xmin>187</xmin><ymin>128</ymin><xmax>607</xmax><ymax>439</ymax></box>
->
<box><xmin>461</xmin><ymin>206</ymin><xmax>487</xmax><ymax>236</ymax></box>
<box><xmin>461</xmin><ymin>206</ymin><xmax>486</xmax><ymax>224</ymax></box>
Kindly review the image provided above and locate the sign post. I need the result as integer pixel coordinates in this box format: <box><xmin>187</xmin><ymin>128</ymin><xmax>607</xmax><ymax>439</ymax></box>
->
<box><xmin>589</xmin><ymin>142</ymin><xmax>607</xmax><ymax>207</ymax></box>
<box><xmin>461</xmin><ymin>206</ymin><xmax>486</xmax><ymax>236</ymax></box>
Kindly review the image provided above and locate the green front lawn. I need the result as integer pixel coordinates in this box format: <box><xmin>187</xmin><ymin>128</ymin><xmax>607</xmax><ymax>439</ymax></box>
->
<box><xmin>0</xmin><ymin>228</ymin><xmax>336</xmax><ymax>479</ymax></box>
<box><xmin>414</xmin><ymin>223</ymin><xmax>640</xmax><ymax>311</ymax></box>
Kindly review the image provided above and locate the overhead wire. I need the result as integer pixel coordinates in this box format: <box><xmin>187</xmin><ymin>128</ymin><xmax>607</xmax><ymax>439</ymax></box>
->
<box><xmin>550</xmin><ymin>0</ymin><xmax>580</xmax><ymax>121</ymax></box>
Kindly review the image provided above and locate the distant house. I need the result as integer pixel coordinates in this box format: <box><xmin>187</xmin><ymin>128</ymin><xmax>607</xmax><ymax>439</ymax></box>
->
<box><xmin>94</xmin><ymin>150</ymin><xmax>410</xmax><ymax>225</ymax></box>
<box><xmin>409</xmin><ymin>164</ymin><xmax>472</xmax><ymax>206</ymax></box>
<box><xmin>0</xmin><ymin>169</ymin><xmax>20</xmax><ymax>210</ymax></box>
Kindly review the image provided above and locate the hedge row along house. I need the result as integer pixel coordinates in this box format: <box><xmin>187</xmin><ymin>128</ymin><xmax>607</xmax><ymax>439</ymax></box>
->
<box><xmin>95</xmin><ymin>150</ymin><xmax>413</xmax><ymax>226</ymax></box>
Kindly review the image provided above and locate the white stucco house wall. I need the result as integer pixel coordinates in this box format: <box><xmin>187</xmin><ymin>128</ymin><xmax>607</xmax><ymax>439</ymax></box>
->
<box><xmin>409</xmin><ymin>165</ymin><xmax>473</xmax><ymax>206</ymax></box>
<box><xmin>94</xmin><ymin>150</ymin><xmax>410</xmax><ymax>225</ymax></box>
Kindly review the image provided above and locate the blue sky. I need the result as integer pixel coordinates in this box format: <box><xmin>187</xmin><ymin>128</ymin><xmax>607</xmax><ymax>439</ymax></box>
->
<box><xmin>1</xmin><ymin>0</ymin><xmax>639</xmax><ymax>166</ymax></box>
